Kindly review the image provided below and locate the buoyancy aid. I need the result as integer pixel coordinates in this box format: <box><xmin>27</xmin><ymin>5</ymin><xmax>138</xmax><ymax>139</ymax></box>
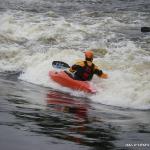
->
<box><xmin>75</xmin><ymin>61</ymin><xmax>95</xmax><ymax>81</ymax></box>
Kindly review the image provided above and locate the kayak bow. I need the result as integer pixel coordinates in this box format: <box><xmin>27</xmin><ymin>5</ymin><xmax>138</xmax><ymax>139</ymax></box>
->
<box><xmin>49</xmin><ymin>71</ymin><xmax>96</xmax><ymax>94</ymax></box>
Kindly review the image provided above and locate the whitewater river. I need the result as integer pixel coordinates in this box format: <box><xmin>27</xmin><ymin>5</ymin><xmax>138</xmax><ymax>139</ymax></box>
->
<box><xmin>0</xmin><ymin>0</ymin><xmax>150</xmax><ymax>150</ymax></box>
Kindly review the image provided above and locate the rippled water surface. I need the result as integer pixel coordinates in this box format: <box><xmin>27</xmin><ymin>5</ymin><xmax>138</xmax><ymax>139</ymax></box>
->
<box><xmin>0</xmin><ymin>0</ymin><xmax>150</xmax><ymax>150</ymax></box>
<box><xmin>1</xmin><ymin>73</ymin><xmax>150</xmax><ymax>150</ymax></box>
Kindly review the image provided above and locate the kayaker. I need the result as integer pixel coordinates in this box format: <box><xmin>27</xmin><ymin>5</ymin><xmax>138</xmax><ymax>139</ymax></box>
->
<box><xmin>69</xmin><ymin>50</ymin><xmax>108</xmax><ymax>81</ymax></box>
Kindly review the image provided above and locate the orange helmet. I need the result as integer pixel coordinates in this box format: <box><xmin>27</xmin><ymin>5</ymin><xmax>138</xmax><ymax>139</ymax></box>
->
<box><xmin>84</xmin><ymin>50</ymin><xmax>93</xmax><ymax>59</ymax></box>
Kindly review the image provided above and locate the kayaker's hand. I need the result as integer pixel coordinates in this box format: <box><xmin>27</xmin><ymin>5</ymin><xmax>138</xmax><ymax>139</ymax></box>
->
<box><xmin>101</xmin><ymin>73</ymin><xmax>108</xmax><ymax>79</ymax></box>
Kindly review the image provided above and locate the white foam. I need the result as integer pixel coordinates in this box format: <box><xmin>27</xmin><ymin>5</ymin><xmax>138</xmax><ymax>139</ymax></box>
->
<box><xmin>19</xmin><ymin>49</ymin><xmax>83</xmax><ymax>89</ymax></box>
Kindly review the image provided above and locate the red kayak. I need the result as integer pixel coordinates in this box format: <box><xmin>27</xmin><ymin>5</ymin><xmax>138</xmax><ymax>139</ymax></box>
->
<box><xmin>49</xmin><ymin>71</ymin><xmax>96</xmax><ymax>94</ymax></box>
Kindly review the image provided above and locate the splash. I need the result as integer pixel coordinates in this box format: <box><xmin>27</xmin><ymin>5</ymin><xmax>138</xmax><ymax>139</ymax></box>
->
<box><xmin>0</xmin><ymin>10</ymin><xmax>150</xmax><ymax>110</ymax></box>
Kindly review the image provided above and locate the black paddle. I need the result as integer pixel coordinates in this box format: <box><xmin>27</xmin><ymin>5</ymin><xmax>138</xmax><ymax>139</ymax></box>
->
<box><xmin>52</xmin><ymin>61</ymin><xmax>70</xmax><ymax>69</ymax></box>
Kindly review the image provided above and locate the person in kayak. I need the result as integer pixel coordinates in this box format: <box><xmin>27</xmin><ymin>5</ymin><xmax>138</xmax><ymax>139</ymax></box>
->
<box><xmin>69</xmin><ymin>50</ymin><xmax>108</xmax><ymax>81</ymax></box>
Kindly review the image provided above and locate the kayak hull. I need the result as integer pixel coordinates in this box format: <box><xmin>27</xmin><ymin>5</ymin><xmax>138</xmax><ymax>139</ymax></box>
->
<box><xmin>49</xmin><ymin>71</ymin><xmax>96</xmax><ymax>94</ymax></box>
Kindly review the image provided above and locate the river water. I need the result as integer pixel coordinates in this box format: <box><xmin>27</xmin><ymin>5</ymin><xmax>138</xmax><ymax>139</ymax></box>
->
<box><xmin>0</xmin><ymin>0</ymin><xmax>150</xmax><ymax>150</ymax></box>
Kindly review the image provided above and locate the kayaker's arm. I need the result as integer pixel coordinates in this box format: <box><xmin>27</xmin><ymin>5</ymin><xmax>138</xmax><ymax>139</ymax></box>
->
<box><xmin>69</xmin><ymin>61</ymin><xmax>84</xmax><ymax>73</ymax></box>
<box><xmin>100</xmin><ymin>72</ymin><xmax>108</xmax><ymax>79</ymax></box>
<box><xmin>94</xmin><ymin>66</ymin><xmax>108</xmax><ymax>79</ymax></box>
<box><xmin>69</xmin><ymin>64</ymin><xmax>78</xmax><ymax>72</ymax></box>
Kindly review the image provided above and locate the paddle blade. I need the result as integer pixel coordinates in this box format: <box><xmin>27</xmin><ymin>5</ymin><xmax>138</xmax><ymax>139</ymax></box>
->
<box><xmin>52</xmin><ymin>61</ymin><xmax>70</xmax><ymax>69</ymax></box>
